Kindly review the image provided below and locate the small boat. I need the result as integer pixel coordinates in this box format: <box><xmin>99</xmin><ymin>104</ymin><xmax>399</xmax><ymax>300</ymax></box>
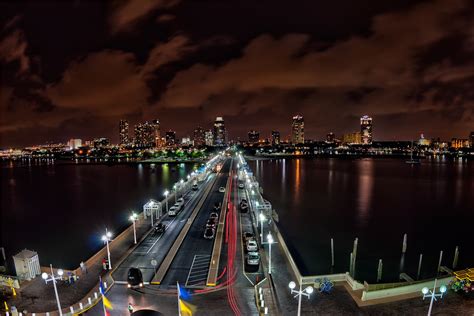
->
<box><xmin>406</xmin><ymin>141</ymin><xmax>420</xmax><ymax>164</ymax></box>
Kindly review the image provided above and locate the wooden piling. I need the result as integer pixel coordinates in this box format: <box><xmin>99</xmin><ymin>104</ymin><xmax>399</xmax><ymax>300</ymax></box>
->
<box><xmin>377</xmin><ymin>259</ymin><xmax>383</xmax><ymax>282</ymax></box>
<box><xmin>331</xmin><ymin>238</ymin><xmax>334</xmax><ymax>267</ymax></box>
<box><xmin>402</xmin><ymin>233</ymin><xmax>407</xmax><ymax>253</ymax></box>
<box><xmin>417</xmin><ymin>253</ymin><xmax>423</xmax><ymax>280</ymax></box>
<box><xmin>453</xmin><ymin>246</ymin><xmax>459</xmax><ymax>269</ymax></box>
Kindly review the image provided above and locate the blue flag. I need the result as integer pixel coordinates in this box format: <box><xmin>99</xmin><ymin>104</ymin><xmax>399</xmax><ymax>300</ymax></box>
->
<box><xmin>178</xmin><ymin>284</ymin><xmax>191</xmax><ymax>301</ymax></box>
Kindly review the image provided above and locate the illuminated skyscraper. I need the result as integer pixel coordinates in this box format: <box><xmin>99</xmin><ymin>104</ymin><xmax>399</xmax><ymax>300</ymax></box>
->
<box><xmin>193</xmin><ymin>126</ymin><xmax>205</xmax><ymax>147</ymax></box>
<box><xmin>291</xmin><ymin>115</ymin><xmax>304</xmax><ymax>144</ymax></box>
<box><xmin>151</xmin><ymin>119</ymin><xmax>160</xmax><ymax>147</ymax></box>
<box><xmin>326</xmin><ymin>132</ymin><xmax>335</xmax><ymax>143</ymax></box>
<box><xmin>248</xmin><ymin>130</ymin><xmax>259</xmax><ymax>144</ymax></box>
<box><xmin>271</xmin><ymin>131</ymin><xmax>280</xmax><ymax>145</ymax></box>
<box><xmin>119</xmin><ymin>120</ymin><xmax>129</xmax><ymax>145</ymax></box>
<box><xmin>213</xmin><ymin>117</ymin><xmax>226</xmax><ymax>146</ymax></box>
<box><xmin>134</xmin><ymin>122</ymin><xmax>155</xmax><ymax>148</ymax></box>
<box><xmin>165</xmin><ymin>130</ymin><xmax>176</xmax><ymax>146</ymax></box>
<box><xmin>205</xmin><ymin>130</ymin><xmax>214</xmax><ymax>146</ymax></box>
<box><xmin>360</xmin><ymin>115</ymin><xmax>373</xmax><ymax>145</ymax></box>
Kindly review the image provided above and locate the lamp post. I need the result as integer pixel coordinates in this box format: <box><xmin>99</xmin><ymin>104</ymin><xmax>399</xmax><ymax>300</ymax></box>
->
<box><xmin>173</xmin><ymin>184</ymin><xmax>177</xmax><ymax>203</ymax></box>
<box><xmin>289</xmin><ymin>280</ymin><xmax>313</xmax><ymax>316</ymax></box>
<box><xmin>129</xmin><ymin>213</ymin><xmax>138</xmax><ymax>244</ymax></box>
<box><xmin>259</xmin><ymin>213</ymin><xmax>265</xmax><ymax>244</ymax></box>
<box><xmin>421</xmin><ymin>279</ymin><xmax>447</xmax><ymax>316</ymax></box>
<box><xmin>267</xmin><ymin>233</ymin><xmax>274</xmax><ymax>274</ymax></box>
<box><xmin>164</xmin><ymin>190</ymin><xmax>169</xmax><ymax>213</ymax></box>
<box><xmin>180</xmin><ymin>179</ymin><xmax>184</xmax><ymax>196</ymax></box>
<box><xmin>42</xmin><ymin>264</ymin><xmax>64</xmax><ymax>315</ymax></box>
<box><xmin>102</xmin><ymin>229</ymin><xmax>113</xmax><ymax>270</ymax></box>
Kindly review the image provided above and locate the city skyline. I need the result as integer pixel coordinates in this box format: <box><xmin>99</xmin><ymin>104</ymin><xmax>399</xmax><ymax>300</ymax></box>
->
<box><xmin>2</xmin><ymin>1</ymin><xmax>474</xmax><ymax>147</ymax></box>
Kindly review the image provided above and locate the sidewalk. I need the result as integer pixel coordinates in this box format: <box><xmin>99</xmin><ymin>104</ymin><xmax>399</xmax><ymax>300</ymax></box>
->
<box><xmin>6</xmin><ymin>215</ymin><xmax>153</xmax><ymax>313</ymax></box>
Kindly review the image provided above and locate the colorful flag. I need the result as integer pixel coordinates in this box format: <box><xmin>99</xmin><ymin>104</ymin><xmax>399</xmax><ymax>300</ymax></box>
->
<box><xmin>99</xmin><ymin>277</ymin><xmax>113</xmax><ymax>310</ymax></box>
<box><xmin>179</xmin><ymin>299</ymin><xmax>196</xmax><ymax>316</ymax></box>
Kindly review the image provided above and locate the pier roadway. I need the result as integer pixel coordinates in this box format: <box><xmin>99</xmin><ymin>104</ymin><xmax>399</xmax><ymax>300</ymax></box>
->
<box><xmin>111</xmin><ymin>173</ymin><xmax>216</xmax><ymax>283</ymax></box>
<box><xmin>159</xmin><ymin>159</ymin><xmax>231</xmax><ymax>287</ymax></box>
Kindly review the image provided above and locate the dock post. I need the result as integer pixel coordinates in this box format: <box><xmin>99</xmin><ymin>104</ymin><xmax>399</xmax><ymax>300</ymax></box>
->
<box><xmin>352</xmin><ymin>238</ymin><xmax>358</xmax><ymax>278</ymax></box>
<box><xmin>417</xmin><ymin>254</ymin><xmax>423</xmax><ymax>280</ymax></box>
<box><xmin>452</xmin><ymin>246</ymin><xmax>459</xmax><ymax>269</ymax></box>
<box><xmin>331</xmin><ymin>238</ymin><xmax>334</xmax><ymax>267</ymax></box>
<box><xmin>437</xmin><ymin>250</ymin><xmax>443</xmax><ymax>275</ymax></box>
<box><xmin>377</xmin><ymin>259</ymin><xmax>383</xmax><ymax>282</ymax></box>
<box><xmin>349</xmin><ymin>252</ymin><xmax>353</xmax><ymax>276</ymax></box>
<box><xmin>402</xmin><ymin>233</ymin><xmax>407</xmax><ymax>253</ymax></box>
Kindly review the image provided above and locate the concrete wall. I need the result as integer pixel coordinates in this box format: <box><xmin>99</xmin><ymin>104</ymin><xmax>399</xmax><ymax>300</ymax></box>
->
<box><xmin>361</xmin><ymin>276</ymin><xmax>452</xmax><ymax>301</ymax></box>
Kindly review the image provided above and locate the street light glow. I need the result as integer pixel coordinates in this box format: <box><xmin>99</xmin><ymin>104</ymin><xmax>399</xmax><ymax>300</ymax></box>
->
<box><xmin>289</xmin><ymin>281</ymin><xmax>296</xmax><ymax>289</ymax></box>
<box><xmin>267</xmin><ymin>233</ymin><xmax>274</xmax><ymax>244</ymax></box>
<box><xmin>41</xmin><ymin>272</ymin><xmax>48</xmax><ymax>280</ymax></box>
<box><xmin>57</xmin><ymin>269</ymin><xmax>64</xmax><ymax>276</ymax></box>
<box><xmin>305</xmin><ymin>286</ymin><xmax>314</xmax><ymax>294</ymax></box>
<box><xmin>164</xmin><ymin>190</ymin><xmax>169</xmax><ymax>196</ymax></box>
<box><xmin>422</xmin><ymin>287</ymin><xmax>429</xmax><ymax>295</ymax></box>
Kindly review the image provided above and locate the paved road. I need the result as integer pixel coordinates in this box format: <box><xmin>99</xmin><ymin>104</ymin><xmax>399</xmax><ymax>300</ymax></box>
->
<box><xmin>160</xmin><ymin>159</ymin><xmax>231</xmax><ymax>288</ymax></box>
<box><xmin>112</xmin><ymin>174</ymin><xmax>215</xmax><ymax>283</ymax></box>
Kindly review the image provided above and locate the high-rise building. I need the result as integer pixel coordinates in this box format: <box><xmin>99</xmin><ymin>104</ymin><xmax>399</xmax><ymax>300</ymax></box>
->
<box><xmin>119</xmin><ymin>120</ymin><xmax>129</xmax><ymax>145</ymax></box>
<box><xmin>291</xmin><ymin>115</ymin><xmax>304</xmax><ymax>144</ymax></box>
<box><xmin>134</xmin><ymin>122</ymin><xmax>155</xmax><ymax>148</ymax></box>
<box><xmin>205</xmin><ymin>130</ymin><xmax>214</xmax><ymax>146</ymax></box>
<box><xmin>193</xmin><ymin>126</ymin><xmax>205</xmax><ymax>147</ymax></box>
<box><xmin>181</xmin><ymin>137</ymin><xmax>192</xmax><ymax>146</ymax></box>
<box><xmin>151</xmin><ymin>119</ymin><xmax>160</xmax><ymax>147</ymax></box>
<box><xmin>67</xmin><ymin>138</ymin><xmax>82</xmax><ymax>150</ymax></box>
<box><xmin>451</xmin><ymin>138</ymin><xmax>469</xmax><ymax>149</ymax></box>
<box><xmin>93</xmin><ymin>138</ymin><xmax>110</xmax><ymax>148</ymax></box>
<box><xmin>165</xmin><ymin>130</ymin><xmax>176</xmax><ymax>146</ymax></box>
<box><xmin>248</xmin><ymin>130</ymin><xmax>260</xmax><ymax>144</ymax></box>
<box><xmin>271</xmin><ymin>131</ymin><xmax>280</xmax><ymax>145</ymax></box>
<box><xmin>213</xmin><ymin>117</ymin><xmax>226</xmax><ymax>146</ymax></box>
<box><xmin>326</xmin><ymin>132</ymin><xmax>335</xmax><ymax>143</ymax></box>
<box><xmin>343</xmin><ymin>132</ymin><xmax>361</xmax><ymax>144</ymax></box>
<box><xmin>418</xmin><ymin>134</ymin><xmax>431</xmax><ymax>146</ymax></box>
<box><xmin>360</xmin><ymin>115</ymin><xmax>373</xmax><ymax>145</ymax></box>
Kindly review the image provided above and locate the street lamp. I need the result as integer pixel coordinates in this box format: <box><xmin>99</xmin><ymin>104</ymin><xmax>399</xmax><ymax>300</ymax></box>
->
<box><xmin>267</xmin><ymin>233</ymin><xmax>274</xmax><ymax>274</ymax></box>
<box><xmin>259</xmin><ymin>213</ymin><xmax>265</xmax><ymax>244</ymax></box>
<box><xmin>289</xmin><ymin>280</ymin><xmax>313</xmax><ymax>316</ymax></box>
<box><xmin>42</xmin><ymin>264</ymin><xmax>64</xmax><ymax>315</ymax></box>
<box><xmin>173</xmin><ymin>184</ymin><xmax>177</xmax><ymax>203</ymax></box>
<box><xmin>129</xmin><ymin>212</ymin><xmax>138</xmax><ymax>244</ymax></box>
<box><xmin>164</xmin><ymin>190</ymin><xmax>169</xmax><ymax>213</ymax></box>
<box><xmin>421</xmin><ymin>279</ymin><xmax>447</xmax><ymax>316</ymax></box>
<box><xmin>101</xmin><ymin>229</ymin><xmax>113</xmax><ymax>270</ymax></box>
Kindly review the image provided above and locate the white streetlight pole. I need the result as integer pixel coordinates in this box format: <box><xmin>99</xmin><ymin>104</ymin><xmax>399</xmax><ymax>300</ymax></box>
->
<box><xmin>164</xmin><ymin>190</ymin><xmax>169</xmax><ymax>213</ymax></box>
<box><xmin>267</xmin><ymin>233</ymin><xmax>274</xmax><ymax>274</ymax></box>
<box><xmin>289</xmin><ymin>280</ymin><xmax>313</xmax><ymax>316</ymax></box>
<box><xmin>173</xmin><ymin>184</ymin><xmax>177</xmax><ymax>203</ymax></box>
<box><xmin>421</xmin><ymin>278</ymin><xmax>447</xmax><ymax>316</ymax></box>
<box><xmin>259</xmin><ymin>213</ymin><xmax>265</xmax><ymax>244</ymax></box>
<box><xmin>180</xmin><ymin>179</ymin><xmax>184</xmax><ymax>197</ymax></box>
<box><xmin>129</xmin><ymin>213</ymin><xmax>138</xmax><ymax>244</ymax></box>
<box><xmin>42</xmin><ymin>264</ymin><xmax>64</xmax><ymax>315</ymax></box>
<box><xmin>102</xmin><ymin>229</ymin><xmax>112</xmax><ymax>270</ymax></box>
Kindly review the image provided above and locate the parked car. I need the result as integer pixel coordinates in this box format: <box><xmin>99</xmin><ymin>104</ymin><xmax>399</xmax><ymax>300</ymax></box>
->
<box><xmin>204</xmin><ymin>228</ymin><xmax>216</xmax><ymax>239</ymax></box>
<box><xmin>219</xmin><ymin>186</ymin><xmax>226</xmax><ymax>193</ymax></box>
<box><xmin>213</xmin><ymin>202</ymin><xmax>221</xmax><ymax>211</ymax></box>
<box><xmin>177</xmin><ymin>198</ymin><xmax>185</xmax><ymax>207</ymax></box>
<box><xmin>246</xmin><ymin>239</ymin><xmax>258</xmax><ymax>252</ymax></box>
<box><xmin>192</xmin><ymin>183</ymin><xmax>199</xmax><ymax>191</ymax></box>
<box><xmin>238</xmin><ymin>182</ymin><xmax>245</xmax><ymax>189</ymax></box>
<box><xmin>246</xmin><ymin>252</ymin><xmax>260</xmax><ymax>266</ymax></box>
<box><xmin>209</xmin><ymin>212</ymin><xmax>219</xmax><ymax>220</ymax></box>
<box><xmin>154</xmin><ymin>223</ymin><xmax>166</xmax><ymax>234</ymax></box>
<box><xmin>242</xmin><ymin>231</ymin><xmax>254</xmax><ymax>242</ymax></box>
<box><xmin>206</xmin><ymin>218</ymin><xmax>217</xmax><ymax>229</ymax></box>
<box><xmin>168</xmin><ymin>205</ymin><xmax>179</xmax><ymax>216</ymax></box>
<box><xmin>127</xmin><ymin>268</ymin><xmax>143</xmax><ymax>288</ymax></box>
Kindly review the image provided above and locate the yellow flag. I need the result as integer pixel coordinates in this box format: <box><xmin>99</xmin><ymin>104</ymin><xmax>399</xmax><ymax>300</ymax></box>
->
<box><xmin>103</xmin><ymin>296</ymin><xmax>113</xmax><ymax>310</ymax></box>
<box><xmin>4</xmin><ymin>301</ymin><xmax>8</xmax><ymax>311</ymax></box>
<box><xmin>179</xmin><ymin>299</ymin><xmax>196</xmax><ymax>316</ymax></box>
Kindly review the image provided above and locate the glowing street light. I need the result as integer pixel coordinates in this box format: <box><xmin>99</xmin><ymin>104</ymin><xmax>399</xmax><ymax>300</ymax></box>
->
<box><xmin>267</xmin><ymin>233</ymin><xmax>274</xmax><ymax>274</ymax></box>
<box><xmin>101</xmin><ymin>229</ymin><xmax>113</xmax><ymax>270</ymax></box>
<box><xmin>42</xmin><ymin>264</ymin><xmax>64</xmax><ymax>315</ymax></box>
<box><xmin>421</xmin><ymin>279</ymin><xmax>447</xmax><ymax>315</ymax></box>
<box><xmin>129</xmin><ymin>212</ymin><xmax>138</xmax><ymax>244</ymax></box>
<box><xmin>173</xmin><ymin>184</ymin><xmax>177</xmax><ymax>203</ymax></box>
<box><xmin>259</xmin><ymin>213</ymin><xmax>266</xmax><ymax>243</ymax></box>
<box><xmin>289</xmin><ymin>280</ymin><xmax>313</xmax><ymax>316</ymax></box>
<box><xmin>164</xmin><ymin>190</ymin><xmax>169</xmax><ymax>213</ymax></box>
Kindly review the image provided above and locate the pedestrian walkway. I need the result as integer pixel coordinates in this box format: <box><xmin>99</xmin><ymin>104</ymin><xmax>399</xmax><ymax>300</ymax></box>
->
<box><xmin>6</xmin><ymin>215</ymin><xmax>153</xmax><ymax>313</ymax></box>
<box><xmin>185</xmin><ymin>255</ymin><xmax>211</xmax><ymax>288</ymax></box>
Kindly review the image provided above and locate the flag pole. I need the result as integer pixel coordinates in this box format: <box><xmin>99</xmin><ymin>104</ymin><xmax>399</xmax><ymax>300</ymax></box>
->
<box><xmin>177</xmin><ymin>281</ymin><xmax>182</xmax><ymax>316</ymax></box>
<box><xmin>100</xmin><ymin>276</ymin><xmax>107</xmax><ymax>316</ymax></box>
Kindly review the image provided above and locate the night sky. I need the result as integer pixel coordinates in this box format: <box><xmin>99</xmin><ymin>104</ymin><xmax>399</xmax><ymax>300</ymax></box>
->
<box><xmin>1</xmin><ymin>0</ymin><xmax>473</xmax><ymax>147</ymax></box>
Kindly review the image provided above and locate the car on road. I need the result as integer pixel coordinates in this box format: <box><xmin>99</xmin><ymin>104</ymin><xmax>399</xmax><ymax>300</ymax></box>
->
<box><xmin>213</xmin><ymin>202</ymin><xmax>221</xmax><ymax>211</ymax></box>
<box><xmin>168</xmin><ymin>205</ymin><xmax>180</xmax><ymax>216</ymax></box>
<box><xmin>127</xmin><ymin>268</ymin><xmax>143</xmax><ymax>288</ymax></box>
<box><xmin>154</xmin><ymin>223</ymin><xmax>166</xmax><ymax>234</ymax></box>
<box><xmin>192</xmin><ymin>183</ymin><xmax>199</xmax><ymax>190</ymax></box>
<box><xmin>238</xmin><ymin>182</ymin><xmax>245</xmax><ymax>189</ymax></box>
<box><xmin>240</xmin><ymin>200</ymin><xmax>249</xmax><ymax>213</ymax></box>
<box><xmin>204</xmin><ymin>228</ymin><xmax>216</xmax><ymax>239</ymax></box>
<box><xmin>177</xmin><ymin>198</ymin><xmax>185</xmax><ymax>207</ymax></box>
<box><xmin>246</xmin><ymin>239</ymin><xmax>258</xmax><ymax>252</ymax></box>
<box><xmin>209</xmin><ymin>212</ymin><xmax>219</xmax><ymax>220</ymax></box>
<box><xmin>206</xmin><ymin>218</ymin><xmax>217</xmax><ymax>229</ymax></box>
<box><xmin>243</xmin><ymin>231</ymin><xmax>254</xmax><ymax>242</ymax></box>
<box><xmin>219</xmin><ymin>186</ymin><xmax>226</xmax><ymax>193</ymax></box>
<box><xmin>246</xmin><ymin>252</ymin><xmax>260</xmax><ymax>266</ymax></box>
